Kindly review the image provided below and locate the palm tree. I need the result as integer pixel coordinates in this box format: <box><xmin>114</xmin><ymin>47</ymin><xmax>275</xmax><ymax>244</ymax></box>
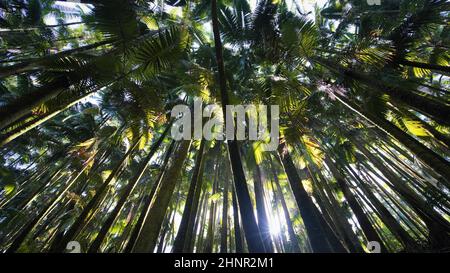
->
<box><xmin>0</xmin><ymin>0</ymin><xmax>449</xmax><ymax>254</ymax></box>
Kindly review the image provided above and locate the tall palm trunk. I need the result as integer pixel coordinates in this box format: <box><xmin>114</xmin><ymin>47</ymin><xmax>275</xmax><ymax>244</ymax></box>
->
<box><xmin>277</xmin><ymin>142</ymin><xmax>335</xmax><ymax>252</ymax></box>
<box><xmin>6</xmin><ymin>150</ymin><xmax>98</xmax><ymax>252</ymax></box>
<box><xmin>351</xmin><ymin>136</ymin><xmax>450</xmax><ymax>248</ymax></box>
<box><xmin>397</xmin><ymin>59</ymin><xmax>450</xmax><ymax>74</ymax></box>
<box><xmin>335</xmin><ymin>95</ymin><xmax>450</xmax><ymax>183</ymax></box>
<box><xmin>253</xmin><ymin>164</ymin><xmax>274</xmax><ymax>252</ymax></box>
<box><xmin>231</xmin><ymin>184</ymin><xmax>244</xmax><ymax>252</ymax></box>
<box><xmin>203</xmin><ymin>160</ymin><xmax>220</xmax><ymax>253</ymax></box>
<box><xmin>220</xmin><ymin>162</ymin><xmax>230</xmax><ymax>253</ymax></box>
<box><xmin>0</xmin><ymin>39</ymin><xmax>114</xmax><ymax>78</ymax></box>
<box><xmin>195</xmin><ymin>191</ymin><xmax>210</xmax><ymax>252</ymax></box>
<box><xmin>123</xmin><ymin>141</ymin><xmax>176</xmax><ymax>253</ymax></box>
<box><xmin>173</xmin><ymin>139</ymin><xmax>206</xmax><ymax>253</ymax></box>
<box><xmin>307</xmin><ymin>163</ymin><xmax>363</xmax><ymax>253</ymax></box>
<box><xmin>324</xmin><ymin>156</ymin><xmax>387</xmax><ymax>252</ymax></box>
<box><xmin>191</xmin><ymin>187</ymin><xmax>207</xmax><ymax>252</ymax></box>
<box><xmin>50</xmin><ymin>136</ymin><xmax>142</xmax><ymax>252</ymax></box>
<box><xmin>269</xmin><ymin>158</ymin><xmax>301</xmax><ymax>252</ymax></box>
<box><xmin>210</xmin><ymin>0</ymin><xmax>265</xmax><ymax>253</ymax></box>
<box><xmin>157</xmin><ymin>180</ymin><xmax>181</xmax><ymax>253</ymax></box>
<box><xmin>316</xmin><ymin>57</ymin><xmax>450</xmax><ymax>127</ymax></box>
<box><xmin>345</xmin><ymin>164</ymin><xmax>420</xmax><ymax>251</ymax></box>
<box><xmin>132</xmin><ymin>140</ymin><xmax>192</xmax><ymax>253</ymax></box>
<box><xmin>88</xmin><ymin>124</ymin><xmax>171</xmax><ymax>253</ymax></box>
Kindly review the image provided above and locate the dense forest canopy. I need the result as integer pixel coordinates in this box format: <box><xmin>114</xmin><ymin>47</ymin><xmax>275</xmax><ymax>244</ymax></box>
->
<box><xmin>0</xmin><ymin>0</ymin><xmax>449</xmax><ymax>253</ymax></box>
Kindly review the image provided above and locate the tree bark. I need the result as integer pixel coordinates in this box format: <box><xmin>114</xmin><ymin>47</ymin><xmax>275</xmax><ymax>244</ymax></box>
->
<box><xmin>335</xmin><ymin>94</ymin><xmax>450</xmax><ymax>183</ymax></box>
<box><xmin>324</xmin><ymin>156</ymin><xmax>388</xmax><ymax>252</ymax></box>
<box><xmin>210</xmin><ymin>0</ymin><xmax>265</xmax><ymax>253</ymax></box>
<box><xmin>269</xmin><ymin>157</ymin><xmax>302</xmax><ymax>252</ymax></box>
<box><xmin>277</xmin><ymin>142</ymin><xmax>334</xmax><ymax>252</ymax></box>
<box><xmin>172</xmin><ymin>139</ymin><xmax>206</xmax><ymax>253</ymax></box>
<box><xmin>253</xmin><ymin>163</ymin><xmax>274</xmax><ymax>252</ymax></box>
<box><xmin>220</xmin><ymin>161</ymin><xmax>230</xmax><ymax>253</ymax></box>
<box><xmin>132</xmin><ymin>140</ymin><xmax>192</xmax><ymax>253</ymax></box>
<box><xmin>351</xmin><ymin>136</ymin><xmax>450</xmax><ymax>249</ymax></box>
<box><xmin>88</xmin><ymin>124</ymin><xmax>171</xmax><ymax>253</ymax></box>
<box><xmin>231</xmin><ymin>183</ymin><xmax>244</xmax><ymax>253</ymax></box>
<box><xmin>123</xmin><ymin>141</ymin><xmax>176</xmax><ymax>252</ymax></box>
<box><xmin>50</xmin><ymin>136</ymin><xmax>142</xmax><ymax>252</ymax></box>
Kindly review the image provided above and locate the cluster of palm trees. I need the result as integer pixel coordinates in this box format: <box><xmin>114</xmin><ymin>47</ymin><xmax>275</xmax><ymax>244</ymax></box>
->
<box><xmin>0</xmin><ymin>0</ymin><xmax>449</xmax><ymax>253</ymax></box>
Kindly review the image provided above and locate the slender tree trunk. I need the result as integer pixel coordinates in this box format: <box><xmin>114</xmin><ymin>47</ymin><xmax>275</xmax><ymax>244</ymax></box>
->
<box><xmin>203</xmin><ymin>160</ymin><xmax>220</xmax><ymax>253</ymax></box>
<box><xmin>210</xmin><ymin>0</ymin><xmax>266</xmax><ymax>253</ymax></box>
<box><xmin>277</xmin><ymin>142</ymin><xmax>335</xmax><ymax>252</ymax></box>
<box><xmin>157</xmin><ymin>180</ymin><xmax>181</xmax><ymax>253</ymax></box>
<box><xmin>316</xmin><ymin>57</ymin><xmax>450</xmax><ymax>127</ymax></box>
<box><xmin>50</xmin><ymin>136</ymin><xmax>142</xmax><ymax>252</ymax></box>
<box><xmin>345</xmin><ymin>164</ymin><xmax>420</xmax><ymax>251</ymax></box>
<box><xmin>6</xmin><ymin>151</ymin><xmax>98</xmax><ymax>252</ymax></box>
<box><xmin>324</xmin><ymin>156</ymin><xmax>388</xmax><ymax>252</ymax></box>
<box><xmin>253</xmin><ymin>163</ymin><xmax>274</xmax><ymax>252</ymax></box>
<box><xmin>184</xmin><ymin>151</ymin><xmax>208</xmax><ymax>253</ymax></box>
<box><xmin>132</xmin><ymin>140</ymin><xmax>192</xmax><ymax>253</ymax></box>
<box><xmin>220</xmin><ymin>161</ymin><xmax>230</xmax><ymax>253</ymax></box>
<box><xmin>269</xmin><ymin>158</ymin><xmax>302</xmax><ymax>252</ymax></box>
<box><xmin>352</xmin><ymin>136</ymin><xmax>450</xmax><ymax>249</ymax></box>
<box><xmin>191</xmin><ymin>187</ymin><xmax>207</xmax><ymax>252</ymax></box>
<box><xmin>0</xmin><ymin>39</ymin><xmax>113</xmax><ymax>78</ymax></box>
<box><xmin>231</xmin><ymin>184</ymin><xmax>244</xmax><ymax>253</ymax></box>
<box><xmin>335</xmin><ymin>95</ymin><xmax>450</xmax><ymax>182</ymax></box>
<box><xmin>307</xmin><ymin>164</ymin><xmax>363</xmax><ymax>253</ymax></box>
<box><xmin>172</xmin><ymin>139</ymin><xmax>206</xmax><ymax>253</ymax></box>
<box><xmin>88</xmin><ymin>124</ymin><xmax>171</xmax><ymax>253</ymax></box>
<box><xmin>397</xmin><ymin>59</ymin><xmax>450</xmax><ymax>74</ymax></box>
<box><xmin>195</xmin><ymin>192</ymin><xmax>209</xmax><ymax>252</ymax></box>
<box><xmin>123</xmin><ymin>141</ymin><xmax>176</xmax><ymax>253</ymax></box>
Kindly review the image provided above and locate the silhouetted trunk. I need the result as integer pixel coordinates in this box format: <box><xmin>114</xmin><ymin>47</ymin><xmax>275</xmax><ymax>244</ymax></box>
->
<box><xmin>232</xmin><ymin>184</ymin><xmax>244</xmax><ymax>253</ymax></box>
<box><xmin>191</xmin><ymin>188</ymin><xmax>207</xmax><ymax>252</ymax></box>
<box><xmin>307</xmin><ymin>165</ymin><xmax>363</xmax><ymax>253</ymax></box>
<box><xmin>88</xmin><ymin>124</ymin><xmax>171</xmax><ymax>253</ymax></box>
<box><xmin>335</xmin><ymin>94</ymin><xmax>450</xmax><ymax>183</ymax></box>
<box><xmin>210</xmin><ymin>0</ymin><xmax>265</xmax><ymax>253</ymax></box>
<box><xmin>132</xmin><ymin>140</ymin><xmax>192</xmax><ymax>253</ymax></box>
<box><xmin>50</xmin><ymin>136</ymin><xmax>142</xmax><ymax>252</ymax></box>
<box><xmin>173</xmin><ymin>139</ymin><xmax>206</xmax><ymax>253</ymax></box>
<box><xmin>345</xmin><ymin>165</ymin><xmax>420</xmax><ymax>251</ymax></box>
<box><xmin>269</xmin><ymin>157</ymin><xmax>301</xmax><ymax>252</ymax></box>
<box><xmin>6</xmin><ymin>151</ymin><xmax>98</xmax><ymax>252</ymax></box>
<box><xmin>220</xmin><ymin>161</ymin><xmax>230</xmax><ymax>253</ymax></box>
<box><xmin>352</xmin><ymin>136</ymin><xmax>450</xmax><ymax>248</ymax></box>
<box><xmin>253</xmin><ymin>164</ymin><xmax>274</xmax><ymax>252</ymax></box>
<box><xmin>277</xmin><ymin>142</ymin><xmax>335</xmax><ymax>252</ymax></box>
<box><xmin>157</xmin><ymin>180</ymin><xmax>181</xmax><ymax>253</ymax></box>
<box><xmin>324</xmin><ymin>156</ymin><xmax>387</xmax><ymax>252</ymax></box>
<box><xmin>203</xmin><ymin>161</ymin><xmax>219</xmax><ymax>253</ymax></box>
<box><xmin>123</xmin><ymin>141</ymin><xmax>176</xmax><ymax>253</ymax></box>
<box><xmin>195</xmin><ymin>191</ymin><xmax>209</xmax><ymax>252</ymax></box>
